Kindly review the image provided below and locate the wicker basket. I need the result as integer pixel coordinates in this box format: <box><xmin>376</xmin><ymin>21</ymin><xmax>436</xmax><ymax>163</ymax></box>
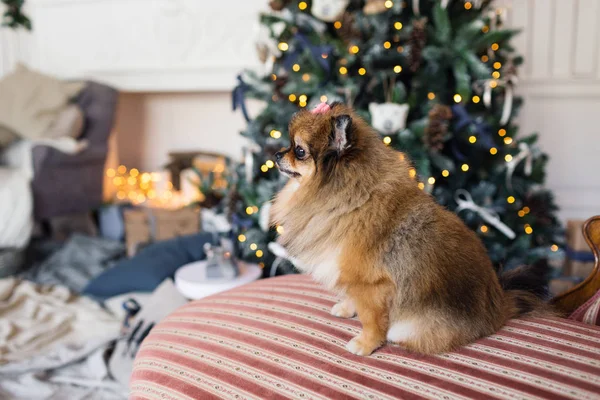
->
<box><xmin>0</xmin><ymin>248</ymin><xmax>25</xmax><ymax>278</ymax></box>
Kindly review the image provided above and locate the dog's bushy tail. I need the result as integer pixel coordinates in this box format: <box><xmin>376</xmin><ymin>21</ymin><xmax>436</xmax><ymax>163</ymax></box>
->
<box><xmin>499</xmin><ymin>259</ymin><xmax>556</xmax><ymax>318</ymax></box>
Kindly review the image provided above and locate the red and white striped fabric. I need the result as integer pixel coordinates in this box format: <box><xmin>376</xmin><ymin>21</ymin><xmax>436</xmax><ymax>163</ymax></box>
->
<box><xmin>131</xmin><ymin>275</ymin><xmax>600</xmax><ymax>400</ymax></box>
<box><xmin>570</xmin><ymin>289</ymin><xmax>600</xmax><ymax>326</ymax></box>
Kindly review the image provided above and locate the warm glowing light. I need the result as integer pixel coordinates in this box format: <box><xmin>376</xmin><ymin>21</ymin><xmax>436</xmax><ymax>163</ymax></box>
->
<box><xmin>498</xmin><ymin>128</ymin><xmax>506</xmax><ymax>137</ymax></box>
<box><xmin>113</xmin><ymin>177</ymin><xmax>124</xmax><ymax>186</ymax></box>
<box><xmin>298</xmin><ymin>94</ymin><xmax>308</xmax><ymax>102</ymax></box>
<box><xmin>482</xmin><ymin>25</ymin><xmax>489</xmax><ymax>33</ymax></box>
<box><xmin>394</xmin><ymin>22</ymin><xmax>403</xmax><ymax>30</ymax></box>
<box><xmin>321</xmin><ymin>53</ymin><xmax>328</xmax><ymax>59</ymax></box>
<box><xmin>397</xmin><ymin>46</ymin><xmax>404</xmax><ymax>53</ymax></box>
<box><xmin>276</xmin><ymin>225</ymin><xmax>285</xmax><ymax>234</ymax></box>
<box><xmin>504</xmin><ymin>137</ymin><xmax>513</xmax><ymax>145</ymax></box>
<box><xmin>505</xmin><ymin>154</ymin><xmax>513</xmax><ymax>162</ymax></box>
<box><xmin>246</xmin><ymin>207</ymin><xmax>254</xmax><ymax>215</ymax></box>
<box><xmin>428</xmin><ymin>177</ymin><xmax>436</xmax><ymax>184</ymax></box>
<box><xmin>464</xmin><ymin>1</ymin><xmax>472</xmax><ymax>9</ymax></box>
<box><xmin>256</xmin><ymin>250</ymin><xmax>264</xmax><ymax>258</ymax></box>
<box><xmin>409</xmin><ymin>168</ymin><xmax>417</xmax><ymax>178</ymax></box>
<box><xmin>250</xmin><ymin>243</ymin><xmax>258</xmax><ymax>251</ymax></box>
<box><xmin>339</xmin><ymin>66</ymin><xmax>348</xmax><ymax>75</ymax></box>
<box><xmin>271</xmin><ymin>74</ymin><xmax>277</xmax><ymax>81</ymax></box>
<box><xmin>525</xmin><ymin>226</ymin><xmax>533</xmax><ymax>235</ymax></box>
<box><xmin>147</xmin><ymin>189</ymin><xmax>156</xmax><ymax>199</ymax></box>
<box><xmin>492</xmin><ymin>71</ymin><xmax>501</xmax><ymax>79</ymax></box>
<box><xmin>302</xmin><ymin>73</ymin><xmax>310</xmax><ymax>82</ymax></box>
<box><xmin>490</xmin><ymin>147</ymin><xmax>498</xmax><ymax>155</ymax></box>
<box><xmin>334</xmin><ymin>21</ymin><xmax>342</xmax><ymax>29</ymax></box>
<box><xmin>292</xmin><ymin>64</ymin><xmax>300</xmax><ymax>72</ymax></box>
<box><xmin>427</xmin><ymin>92</ymin><xmax>436</xmax><ymax>100</ymax></box>
<box><xmin>481</xmin><ymin>55</ymin><xmax>489</xmax><ymax>62</ymax></box>
<box><xmin>383</xmin><ymin>41</ymin><xmax>392</xmax><ymax>49</ymax></box>
<box><xmin>358</xmin><ymin>67</ymin><xmax>366</xmax><ymax>75</ymax></box>
<box><xmin>507</xmin><ymin>196</ymin><xmax>515</xmax><ymax>204</ymax></box>
<box><xmin>106</xmin><ymin>168</ymin><xmax>115</xmax><ymax>177</ymax></box>
<box><xmin>383</xmin><ymin>136</ymin><xmax>392</xmax><ymax>145</ymax></box>
<box><xmin>469</xmin><ymin>136</ymin><xmax>477</xmax><ymax>144</ymax></box>
<box><xmin>418</xmin><ymin>182</ymin><xmax>425</xmax><ymax>190</ymax></box>
<box><xmin>493</xmin><ymin>62</ymin><xmax>502</xmax><ymax>69</ymax></box>
<box><xmin>394</xmin><ymin>65</ymin><xmax>402</xmax><ymax>73</ymax></box>
<box><xmin>491</xmin><ymin>43</ymin><xmax>499</xmax><ymax>51</ymax></box>
<box><xmin>350</xmin><ymin>45</ymin><xmax>360</xmax><ymax>54</ymax></box>
<box><xmin>238</xmin><ymin>234</ymin><xmax>247</xmax><ymax>243</ymax></box>
<box><xmin>289</xmin><ymin>94</ymin><xmax>297</xmax><ymax>102</ymax></box>
<box><xmin>270</xmin><ymin>129</ymin><xmax>282</xmax><ymax>138</ymax></box>
<box><xmin>480</xmin><ymin>225</ymin><xmax>488</xmax><ymax>233</ymax></box>
<box><xmin>551</xmin><ymin>244</ymin><xmax>559</xmax><ymax>252</ymax></box>
<box><xmin>298</xmin><ymin>1</ymin><xmax>307</xmax><ymax>10</ymax></box>
<box><xmin>117</xmin><ymin>165</ymin><xmax>127</xmax><ymax>174</ymax></box>
<box><xmin>454</xmin><ymin>94</ymin><xmax>462</xmax><ymax>103</ymax></box>
<box><xmin>472</xmin><ymin>95</ymin><xmax>480</xmax><ymax>103</ymax></box>
<box><xmin>117</xmin><ymin>191</ymin><xmax>126</xmax><ymax>200</ymax></box>
<box><xmin>384</xmin><ymin>0</ymin><xmax>393</xmax><ymax>8</ymax></box>
<box><xmin>320</xmin><ymin>95</ymin><xmax>328</xmax><ymax>102</ymax></box>
<box><xmin>278</xmin><ymin>42</ymin><xmax>289</xmax><ymax>51</ymax></box>
<box><xmin>442</xmin><ymin>170</ymin><xmax>450</xmax><ymax>177</ymax></box>
<box><xmin>523</xmin><ymin>207</ymin><xmax>530</xmax><ymax>214</ymax></box>
<box><xmin>490</xmin><ymin>80</ymin><xmax>498</xmax><ymax>88</ymax></box>
<box><xmin>261</xmin><ymin>165</ymin><xmax>268</xmax><ymax>173</ymax></box>
<box><xmin>299</xmin><ymin>101</ymin><xmax>307</xmax><ymax>108</ymax></box>
<box><xmin>266</xmin><ymin>160</ymin><xmax>275</xmax><ymax>168</ymax></box>
<box><xmin>461</xmin><ymin>164</ymin><xmax>469</xmax><ymax>172</ymax></box>
<box><xmin>518</xmin><ymin>210</ymin><xmax>525</xmax><ymax>217</ymax></box>
<box><xmin>128</xmin><ymin>177</ymin><xmax>137</xmax><ymax>185</ymax></box>
<box><xmin>130</xmin><ymin>168</ymin><xmax>139</xmax><ymax>177</ymax></box>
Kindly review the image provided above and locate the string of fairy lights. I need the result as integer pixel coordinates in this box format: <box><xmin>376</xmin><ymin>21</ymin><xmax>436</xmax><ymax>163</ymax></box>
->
<box><xmin>243</xmin><ymin>0</ymin><xmax>558</xmax><ymax>253</ymax></box>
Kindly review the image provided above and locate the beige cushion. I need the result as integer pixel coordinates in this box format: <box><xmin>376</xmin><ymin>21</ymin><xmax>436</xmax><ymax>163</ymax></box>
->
<box><xmin>43</xmin><ymin>104</ymin><xmax>85</xmax><ymax>140</ymax></box>
<box><xmin>0</xmin><ymin>64</ymin><xmax>85</xmax><ymax>139</ymax></box>
<box><xmin>0</xmin><ymin>125</ymin><xmax>18</xmax><ymax>148</ymax></box>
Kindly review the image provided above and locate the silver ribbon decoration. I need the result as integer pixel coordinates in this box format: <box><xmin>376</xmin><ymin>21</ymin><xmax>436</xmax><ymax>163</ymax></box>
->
<box><xmin>412</xmin><ymin>0</ymin><xmax>420</xmax><ymax>15</ymax></box>
<box><xmin>475</xmin><ymin>75</ymin><xmax>517</xmax><ymax>126</ymax></box>
<box><xmin>455</xmin><ymin>189</ymin><xmax>516</xmax><ymax>239</ymax></box>
<box><xmin>243</xmin><ymin>143</ymin><xmax>261</xmax><ymax>183</ymax></box>
<box><xmin>505</xmin><ymin>142</ymin><xmax>535</xmax><ymax>190</ymax></box>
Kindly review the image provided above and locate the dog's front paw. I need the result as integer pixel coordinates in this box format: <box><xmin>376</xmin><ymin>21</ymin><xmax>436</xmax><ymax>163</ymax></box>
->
<box><xmin>346</xmin><ymin>335</ymin><xmax>381</xmax><ymax>356</ymax></box>
<box><xmin>331</xmin><ymin>301</ymin><xmax>356</xmax><ymax>318</ymax></box>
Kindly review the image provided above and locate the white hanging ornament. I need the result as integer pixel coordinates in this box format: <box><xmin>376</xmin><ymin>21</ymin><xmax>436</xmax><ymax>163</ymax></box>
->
<box><xmin>243</xmin><ymin>144</ymin><xmax>260</xmax><ymax>183</ymax></box>
<box><xmin>369</xmin><ymin>103</ymin><xmax>410</xmax><ymax>135</ymax></box>
<box><xmin>455</xmin><ymin>190</ymin><xmax>516</xmax><ymax>239</ymax></box>
<box><xmin>258</xmin><ymin>202</ymin><xmax>272</xmax><ymax>232</ymax></box>
<box><xmin>311</xmin><ymin>0</ymin><xmax>350</xmax><ymax>22</ymax></box>
<box><xmin>254</xmin><ymin>21</ymin><xmax>286</xmax><ymax>75</ymax></box>
<box><xmin>412</xmin><ymin>0</ymin><xmax>420</xmax><ymax>15</ymax></box>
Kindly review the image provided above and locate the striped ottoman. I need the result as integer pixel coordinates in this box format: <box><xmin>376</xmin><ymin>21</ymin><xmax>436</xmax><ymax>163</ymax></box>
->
<box><xmin>131</xmin><ymin>275</ymin><xmax>600</xmax><ymax>400</ymax></box>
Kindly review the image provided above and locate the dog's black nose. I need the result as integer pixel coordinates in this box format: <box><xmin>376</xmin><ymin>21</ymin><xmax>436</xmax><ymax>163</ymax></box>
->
<box><xmin>275</xmin><ymin>151</ymin><xmax>284</xmax><ymax>162</ymax></box>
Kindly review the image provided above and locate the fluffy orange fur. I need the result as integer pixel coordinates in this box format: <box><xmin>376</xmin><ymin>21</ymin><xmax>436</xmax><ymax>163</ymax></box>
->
<box><xmin>271</xmin><ymin>103</ymin><xmax>549</xmax><ymax>356</ymax></box>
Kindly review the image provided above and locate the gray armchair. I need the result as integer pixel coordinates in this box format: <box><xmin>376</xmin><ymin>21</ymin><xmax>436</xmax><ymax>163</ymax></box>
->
<box><xmin>31</xmin><ymin>82</ymin><xmax>118</xmax><ymax>220</ymax></box>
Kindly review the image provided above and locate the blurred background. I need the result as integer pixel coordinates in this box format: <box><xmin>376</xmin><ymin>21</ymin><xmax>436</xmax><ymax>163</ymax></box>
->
<box><xmin>0</xmin><ymin>0</ymin><xmax>599</xmax><ymax>396</ymax></box>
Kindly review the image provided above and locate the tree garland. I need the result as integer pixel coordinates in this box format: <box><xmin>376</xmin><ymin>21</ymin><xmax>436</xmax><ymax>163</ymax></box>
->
<box><xmin>2</xmin><ymin>0</ymin><xmax>31</xmax><ymax>30</ymax></box>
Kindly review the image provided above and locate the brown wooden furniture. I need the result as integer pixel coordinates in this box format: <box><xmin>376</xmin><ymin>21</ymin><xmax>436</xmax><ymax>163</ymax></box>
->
<box><xmin>551</xmin><ymin>215</ymin><xmax>600</xmax><ymax>315</ymax></box>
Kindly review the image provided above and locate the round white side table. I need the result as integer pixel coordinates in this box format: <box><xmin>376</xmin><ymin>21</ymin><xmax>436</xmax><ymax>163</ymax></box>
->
<box><xmin>174</xmin><ymin>261</ymin><xmax>263</xmax><ymax>300</ymax></box>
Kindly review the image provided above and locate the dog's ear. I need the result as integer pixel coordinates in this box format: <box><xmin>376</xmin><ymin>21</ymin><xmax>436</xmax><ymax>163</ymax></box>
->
<box><xmin>330</xmin><ymin>114</ymin><xmax>352</xmax><ymax>153</ymax></box>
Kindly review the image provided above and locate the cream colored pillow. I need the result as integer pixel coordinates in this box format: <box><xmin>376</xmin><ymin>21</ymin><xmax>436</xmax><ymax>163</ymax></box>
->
<box><xmin>0</xmin><ymin>125</ymin><xmax>18</xmax><ymax>148</ymax></box>
<box><xmin>0</xmin><ymin>64</ymin><xmax>85</xmax><ymax>140</ymax></box>
<box><xmin>43</xmin><ymin>104</ymin><xmax>85</xmax><ymax>140</ymax></box>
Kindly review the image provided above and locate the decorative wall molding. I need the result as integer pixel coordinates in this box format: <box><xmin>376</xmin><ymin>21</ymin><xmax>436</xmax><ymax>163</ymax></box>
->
<box><xmin>17</xmin><ymin>0</ymin><xmax>265</xmax><ymax>91</ymax></box>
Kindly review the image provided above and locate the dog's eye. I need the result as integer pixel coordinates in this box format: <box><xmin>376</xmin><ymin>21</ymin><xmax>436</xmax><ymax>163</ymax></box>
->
<box><xmin>294</xmin><ymin>146</ymin><xmax>306</xmax><ymax>159</ymax></box>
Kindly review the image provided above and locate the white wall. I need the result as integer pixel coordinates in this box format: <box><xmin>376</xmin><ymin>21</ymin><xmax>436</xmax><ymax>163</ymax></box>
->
<box><xmin>1</xmin><ymin>0</ymin><xmax>599</xmax><ymax>221</ymax></box>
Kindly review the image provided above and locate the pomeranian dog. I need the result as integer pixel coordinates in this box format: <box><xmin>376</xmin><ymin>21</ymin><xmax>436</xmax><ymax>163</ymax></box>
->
<box><xmin>270</xmin><ymin>102</ymin><xmax>550</xmax><ymax>356</ymax></box>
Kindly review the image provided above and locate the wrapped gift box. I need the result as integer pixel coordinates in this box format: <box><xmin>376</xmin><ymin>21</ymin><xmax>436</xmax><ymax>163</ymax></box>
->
<box><xmin>565</xmin><ymin>220</ymin><xmax>596</xmax><ymax>279</ymax></box>
<box><xmin>124</xmin><ymin>207</ymin><xmax>200</xmax><ymax>256</ymax></box>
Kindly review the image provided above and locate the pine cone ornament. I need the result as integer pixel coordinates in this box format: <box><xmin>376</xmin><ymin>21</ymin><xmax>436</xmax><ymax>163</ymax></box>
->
<box><xmin>408</xmin><ymin>18</ymin><xmax>427</xmax><ymax>72</ymax></box>
<box><xmin>269</xmin><ymin>0</ymin><xmax>291</xmax><ymax>11</ymax></box>
<box><xmin>424</xmin><ymin>104</ymin><xmax>452</xmax><ymax>151</ymax></box>
<box><xmin>337</xmin><ymin>12</ymin><xmax>362</xmax><ymax>43</ymax></box>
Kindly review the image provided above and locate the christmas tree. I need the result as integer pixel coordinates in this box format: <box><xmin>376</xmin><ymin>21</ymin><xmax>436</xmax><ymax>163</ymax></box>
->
<box><xmin>1</xmin><ymin>0</ymin><xmax>31</xmax><ymax>30</ymax></box>
<box><xmin>229</xmin><ymin>0</ymin><xmax>563</xmax><ymax>276</ymax></box>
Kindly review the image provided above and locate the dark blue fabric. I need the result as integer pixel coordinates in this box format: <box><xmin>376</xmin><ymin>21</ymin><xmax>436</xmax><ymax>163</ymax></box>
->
<box><xmin>83</xmin><ymin>232</ymin><xmax>213</xmax><ymax>300</ymax></box>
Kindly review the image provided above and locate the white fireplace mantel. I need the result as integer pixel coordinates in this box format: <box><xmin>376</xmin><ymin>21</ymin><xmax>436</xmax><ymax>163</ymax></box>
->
<box><xmin>5</xmin><ymin>0</ymin><xmax>267</xmax><ymax>92</ymax></box>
